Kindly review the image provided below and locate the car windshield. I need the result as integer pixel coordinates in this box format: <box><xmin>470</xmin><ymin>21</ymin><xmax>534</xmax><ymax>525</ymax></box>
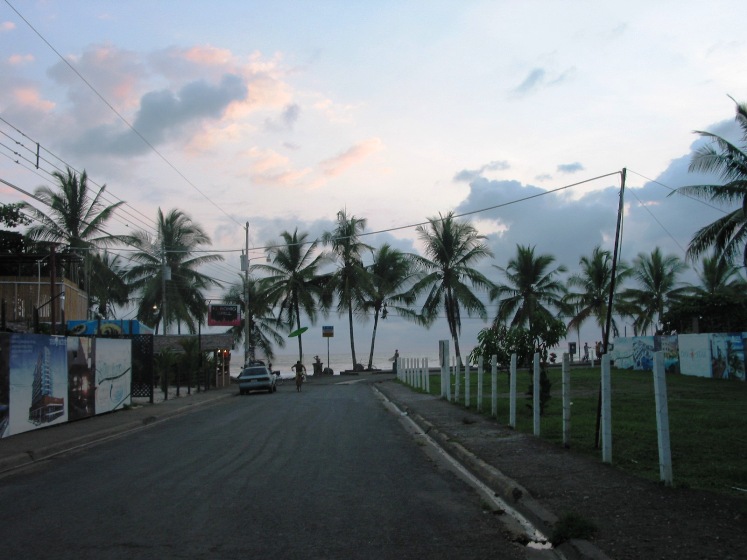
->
<box><xmin>240</xmin><ymin>368</ymin><xmax>267</xmax><ymax>377</ymax></box>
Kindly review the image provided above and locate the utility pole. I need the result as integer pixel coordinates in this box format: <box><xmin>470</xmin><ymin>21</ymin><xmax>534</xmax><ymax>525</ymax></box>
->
<box><xmin>244</xmin><ymin>221</ymin><xmax>250</xmax><ymax>366</ymax></box>
<box><xmin>595</xmin><ymin>167</ymin><xmax>626</xmax><ymax>448</ymax></box>
<box><xmin>161</xmin><ymin>241</ymin><xmax>169</xmax><ymax>335</ymax></box>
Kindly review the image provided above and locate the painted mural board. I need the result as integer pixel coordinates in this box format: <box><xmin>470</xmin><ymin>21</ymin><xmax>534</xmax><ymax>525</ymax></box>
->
<box><xmin>67</xmin><ymin>336</ymin><xmax>95</xmax><ymax>420</ymax></box>
<box><xmin>7</xmin><ymin>333</ymin><xmax>68</xmax><ymax>436</ymax></box>
<box><xmin>612</xmin><ymin>336</ymin><xmax>654</xmax><ymax>370</ymax></box>
<box><xmin>678</xmin><ymin>333</ymin><xmax>712</xmax><ymax>378</ymax></box>
<box><xmin>655</xmin><ymin>335</ymin><xmax>681</xmax><ymax>375</ymax></box>
<box><xmin>710</xmin><ymin>333</ymin><xmax>745</xmax><ymax>381</ymax></box>
<box><xmin>94</xmin><ymin>338</ymin><xmax>132</xmax><ymax>414</ymax></box>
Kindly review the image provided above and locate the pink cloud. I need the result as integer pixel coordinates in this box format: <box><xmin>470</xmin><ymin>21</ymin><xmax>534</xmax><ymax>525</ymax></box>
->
<box><xmin>320</xmin><ymin>138</ymin><xmax>383</xmax><ymax>177</ymax></box>
<box><xmin>1</xmin><ymin>21</ymin><xmax>15</xmax><ymax>32</ymax></box>
<box><xmin>8</xmin><ymin>53</ymin><xmax>34</xmax><ymax>65</ymax></box>
<box><xmin>13</xmin><ymin>87</ymin><xmax>55</xmax><ymax>112</ymax></box>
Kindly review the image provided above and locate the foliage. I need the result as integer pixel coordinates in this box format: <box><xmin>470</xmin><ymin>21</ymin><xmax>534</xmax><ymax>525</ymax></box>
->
<box><xmin>87</xmin><ymin>250</ymin><xmax>130</xmax><ymax>319</ymax></box>
<box><xmin>254</xmin><ymin>228</ymin><xmax>330</xmax><ymax>361</ymax></box>
<box><xmin>673</xmin><ymin>97</ymin><xmax>747</xmax><ymax>267</ymax></box>
<box><xmin>619</xmin><ymin>248</ymin><xmax>688</xmax><ymax>335</ymax></box>
<box><xmin>550</xmin><ymin>512</ymin><xmax>598</xmax><ymax>546</ymax></box>
<box><xmin>469</xmin><ymin>316</ymin><xmax>566</xmax><ymax>415</ymax></box>
<box><xmin>410</xmin><ymin>211</ymin><xmax>495</xmax><ymax>361</ymax></box>
<box><xmin>565</xmin><ymin>245</ymin><xmax>630</xmax><ymax>342</ymax></box>
<box><xmin>492</xmin><ymin>244</ymin><xmax>568</xmax><ymax>329</ymax></box>
<box><xmin>322</xmin><ymin>209</ymin><xmax>372</xmax><ymax>369</ymax></box>
<box><xmin>362</xmin><ymin>243</ymin><xmax>418</xmax><ymax>369</ymax></box>
<box><xmin>661</xmin><ymin>292</ymin><xmax>747</xmax><ymax>334</ymax></box>
<box><xmin>223</xmin><ymin>274</ymin><xmax>285</xmax><ymax>364</ymax></box>
<box><xmin>125</xmin><ymin>208</ymin><xmax>223</xmax><ymax>334</ymax></box>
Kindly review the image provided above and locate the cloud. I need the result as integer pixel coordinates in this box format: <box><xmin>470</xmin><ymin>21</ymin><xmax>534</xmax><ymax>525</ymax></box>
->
<box><xmin>512</xmin><ymin>68</ymin><xmax>546</xmax><ymax>96</ymax></box>
<box><xmin>557</xmin><ymin>162</ymin><xmax>584</xmax><ymax>174</ymax></box>
<box><xmin>11</xmin><ymin>87</ymin><xmax>55</xmax><ymax>112</ymax></box>
<box><xmin>454</xmin><ymin>160</ymin><xmax>510</xmax><ymax>182</ymax></box>
<box><xmin>1</xmin><ymin>21</ymin><xmax>15</xmax><ymax>32</ymax></box>
<box><xmin>8</xmin><ymin>54</ymin><xmax>33</xmax><ymax>65</ymax></box>
<box><xmin>264</xmin><ymin>103</ymin><xmax>300</xmax><ymax>131</ymax></box>
<box><xmin>511</xmin><ymin>66</ymin><xmax>576</xmax><ymax>97</ymax></box>
<box><xmin>319</xmin><ymin>138</ymin><xmax>383</xmax><ymax>177</ymax></box>
<box><xmin>72</xmin><ymin>73</ymin><xmax>247</xmax><ymax>156</ymax></box>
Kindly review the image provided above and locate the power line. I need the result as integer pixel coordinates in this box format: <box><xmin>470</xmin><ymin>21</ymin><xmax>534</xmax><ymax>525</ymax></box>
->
<box><xmin>4</xmin><ymin>0</ymin><xmax>244</xmax><ymax>230</ymax></box>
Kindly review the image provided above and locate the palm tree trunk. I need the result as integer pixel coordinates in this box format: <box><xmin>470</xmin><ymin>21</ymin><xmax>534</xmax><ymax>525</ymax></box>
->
<box><xmin>367</xmin><ymin>308</ymin><xmax>380</xmax><ymax>370</ymax></box>
<box><xmin>294</xmin><ymin>300</ymin><xmax>303</xmax><ymax>361</ymax></box>
<box><xmin>348</xmin><ymin>298</ymin><xmax>357</xmax><ymax>369</ymax></box>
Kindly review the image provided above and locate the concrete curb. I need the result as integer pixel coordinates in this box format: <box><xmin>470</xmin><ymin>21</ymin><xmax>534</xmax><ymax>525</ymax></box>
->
<box><xmin>375</xmin><ymin>385</ymin><xmax>613</xmax><ymax>560</ymax></box>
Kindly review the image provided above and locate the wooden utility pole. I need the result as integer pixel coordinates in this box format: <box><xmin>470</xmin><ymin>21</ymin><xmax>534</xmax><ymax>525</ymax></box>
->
<box><xmin>595</xmin><ymin>168</ymin><xmax>626</xmax><ymax>448</ymax></box>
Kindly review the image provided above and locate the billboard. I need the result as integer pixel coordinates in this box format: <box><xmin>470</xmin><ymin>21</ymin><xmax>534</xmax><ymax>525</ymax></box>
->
<box><xmin>208</xmin><ymin>304</ymin><xmax>241</xmax><ymax>327</ymax></box>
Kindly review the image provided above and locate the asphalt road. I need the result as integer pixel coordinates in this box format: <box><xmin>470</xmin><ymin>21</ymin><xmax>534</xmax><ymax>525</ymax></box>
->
<box><xmin>0</xmin><ymin>378</ymin><xmax>537</xmax><ymax>559</ymax></box>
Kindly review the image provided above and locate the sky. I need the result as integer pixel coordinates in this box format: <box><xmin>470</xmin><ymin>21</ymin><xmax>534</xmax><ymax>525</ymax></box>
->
<box><xmin>1</xmin><ymin>0</ymin><xmax>747</xmax><ymax>367</ymax></box>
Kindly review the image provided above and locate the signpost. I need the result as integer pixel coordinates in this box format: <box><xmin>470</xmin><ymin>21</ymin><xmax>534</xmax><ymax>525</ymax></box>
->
<box><xmin>322</xmin><ymin>326</ymin><xmax>334</xmax><ymax>372</ymax></box>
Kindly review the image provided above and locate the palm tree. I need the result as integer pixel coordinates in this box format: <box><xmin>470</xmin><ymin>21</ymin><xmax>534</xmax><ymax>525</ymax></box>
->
<box><xmin>362</xmin><ymin>243</ymin><xmax>417</xmax><ymax>370</ymax></box>
<box><xmin>254</xmin><ymin>229</ymin><xmax>330</xmax><ymax>362</ymax></box>
<box><xmin>565</xmin><ymin>246</ymin><xmax>630</xmax><ymax>343</ymax></box>
<box><xmin>125</xmin><ymin>208</ymin><xmax>224</xmax><ymax>334</ymax></box>
<box><xmin>688</xmin><ymin>251</ymin><xmax>747</xmax><ymax>297</ymax></box>
<box><xmin>87</xmin><ymin>250</ymin><xmax>131</xmax><ymax>319</ymax></box>
<box><xmin>492</xmin><ymin>244</ymin><xmax>568</xmax><ymax>330</ymax></box>
<box><xmin>21</xmin><ymin>167</ymin><xmax>134</xmax><ymax>316</ymax></box>
<box><xmin>322</xmin><ymin>209</ymin><xmax>372</xmax><ymax>370</ymax></box>
<box><xmin>223</xmin><ymin>274</ymin><xmax>285</xmax><ymax>363</ymax></box>
<box><xmin>410</xmin><ymin>212</ymin><xmax>495</xmax><ymax>363</ymax></box>
<box><xmin>619</xmin><ymin>248</ymin><xmax>688</xmax><ymax>335</ymax></box>
<box><xmin>673</xmin><ymin>97</ymin><xmax>747</xmax><ymax>266</ymax></box>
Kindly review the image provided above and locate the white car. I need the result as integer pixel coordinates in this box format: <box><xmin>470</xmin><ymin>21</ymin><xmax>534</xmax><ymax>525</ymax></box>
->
<box><xmin>237</xmin><ymin>365</ymin><xmax>276</xmax><ymax>395</ymax></box>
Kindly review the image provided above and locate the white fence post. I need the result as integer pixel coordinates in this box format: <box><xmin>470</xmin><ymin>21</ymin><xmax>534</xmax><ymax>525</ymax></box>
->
<box><xmin>491</xmin><ymin>355</ymin><xmax>498</xmax><ymax>418</ymax></box>
<box><xmin>653</xmin><ymin>351</ymin><xmax>673</xmax><ymax>486</ymax></box>
<box><xmin>533</xmin><ymin>353</ymin><xmax>540</xmax><ymax>436</ymax></box>
<box><xmin>509</xmin><ymin>353</ymin><xmax>517</xmax><ymax>428</ymax></box>
<box><xmin>601</xmin><ymin>354</ymin><xmax>612</xmax><ymax>464</ymax></box>
<box><xmin>477</xmin><ymin>356</ymin><xmax>484</xmax><ymax>413</ymax></box>
<box><xmin>562</xmin><ymin>352</ymin><xmax>571</xmax><ymax>448</ymax></box>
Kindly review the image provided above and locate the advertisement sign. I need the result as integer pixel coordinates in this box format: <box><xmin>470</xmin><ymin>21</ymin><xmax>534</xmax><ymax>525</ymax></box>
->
<box><xmin>208</xmin><ymin>304</ymin><xmax>241</xmax><ymax>327</ymax></box>
<box><xmin>322</xmin><ymin>325</ymin><xmax>334</xmax><ymax>338</ymax></box>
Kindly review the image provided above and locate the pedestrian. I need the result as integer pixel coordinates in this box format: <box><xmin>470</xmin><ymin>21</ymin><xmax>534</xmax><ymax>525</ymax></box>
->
<box><xmin>391</xmin><ymin>349</ymin><xmax>400</xmax><ymax>374</ymax></box>
<box><xmin>292</xmin><ymin>360</ymin><xmax>306</xmax><ymax>392</ymax></box>
<box><xmin>595</xmin><ymin>341</ymin><xmax>602</xmax><ymax>361</ymax></box>
<box><xmin>583</xmin><ymin>342</ymin><xmax>589</xmax><ymax>362</ymax></box>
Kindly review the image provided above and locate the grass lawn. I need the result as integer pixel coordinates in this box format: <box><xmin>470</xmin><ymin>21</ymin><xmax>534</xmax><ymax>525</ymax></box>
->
<box><xmin>424</xmin><ymin>365</ymin><xmax>747</xmax><ymax>498</ymax></box>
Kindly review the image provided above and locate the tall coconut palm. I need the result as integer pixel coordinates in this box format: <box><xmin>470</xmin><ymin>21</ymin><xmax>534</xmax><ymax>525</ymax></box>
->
<box><xmin>565</xmin><ymin>246</ymin><xmax>630</xmax><ymax>343</ymax></box>
<box><xmin>322</xmin><ymin>209</ymin><xmax>372</xmax><ymax>370</ymax></box>
<box><xmin>125</xmin><ymin>208</ymin><xmax>224</xmax><ymax>334</ymax></box>
<box><xmin>492</xmin><ymin>244</ymin><xmax>568</xmax><ymax>330</ymax></box>
<box><xmin>362</xmin><ymin>243</ymin><xmax>417</xmax><ymax>370</ymax></box>
<box><xmin>410</xmin><ymin>212</ymin><xmax>495</xmax><ymax>363</ymax></box>
<box><xmin>21</xmin><ymin>167</ymin><xmax>134</xmax><ymax>315</ymax></box>
<box><xmin>254</xmin><ymin>229</ymin><xmax>330</xmax><ymax>362</ymax></box>
<box><xmin>223</xmin><ymin>274</ymin><xmax>285</xmax><ymax>363</ymax></box>
<box><xmin>619</xmin><ymin>248</ymin><xmax>688</xmax><ymax>335</ymax></box>
<box><xmin>673</xmin><ymin>97</ymin><xmax>747</xmax><ymax>266</ymax></box>
<box><xmin>687</xmin><ymin>251</ymin><xmax>747</xmax><ymax>297</ymax></box>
